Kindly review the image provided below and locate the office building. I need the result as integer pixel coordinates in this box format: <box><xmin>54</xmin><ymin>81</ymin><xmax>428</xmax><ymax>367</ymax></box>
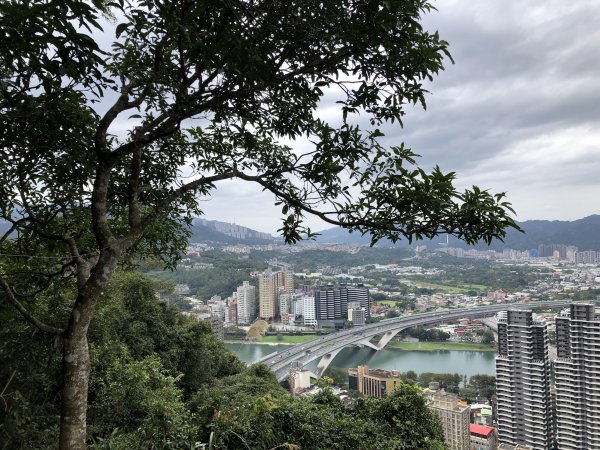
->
<box><xmin>555</xmin><ymin>303</ymin><xmax>600</xmax><ymax>449</ymax></box>
<box><xmin>495</xmin><ymin>310</ymin><xmax>552</xmax><ymax>450</ymax></box>
<box><xmin>315</xmin><ymin>284</ymin><xmax>370</xmax><ymax>328</ymax></box>
<box><xmin>348</xmin><ymin>365</ymin><xmax>402</xmax><ymax>398</ymax></box>
<box><xmin>428</xmin><ymin>391</ymin><xmax>470</xmax><ymax>450</ymax></box>
<box><xmin>236</xmin><ymin>281</ymin><xmax>256</xmax><ymax>325</ymax></box>
<box><xmin>258</xmin><ymin>269</ymin><xmax>294</xmax><ymax>320</ymax></box>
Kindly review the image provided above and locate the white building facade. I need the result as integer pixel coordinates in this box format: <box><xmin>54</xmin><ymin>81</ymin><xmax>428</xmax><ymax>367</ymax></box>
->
<box><xmin>236</xmin><ymin>281</ymin><xmax>256</xmax><ymax>325</ymax></box>
<box><xmin>302</xmin><ymin>295</ymin><xmax>317</xmax><ymax>326</ymax></box>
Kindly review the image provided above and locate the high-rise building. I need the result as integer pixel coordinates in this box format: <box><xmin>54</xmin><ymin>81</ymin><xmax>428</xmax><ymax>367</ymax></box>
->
<box><xmin>302</xmin><ymin>295</ymin><xmax>317</xmax><ymax>326</ymax></box>
<box><xmin>236</xmin><ymin>281</ymin><xmax>256</xmax><ymax>325</ymax></box>
<box><xmin>279</xmin><ymin>292</ymin><xmax>304</xmax><ymax>323</ymax></box>
<box><xmin>428</xmin><ymin>391</ymin><xmax>470</xmax><ymax>450</ymax></box>
<box><xmin>227</xmin><ymin>299</ymin><xmax>238</xmax><ymax>327</ymax></box>
<box><xmin>495</xmin><ymin>310</ymin><xmax>552</xmax><ymax>450</ymax></box>
<box><xmin>576</xmin><ymin>250</ymin><xmax>599</xmax><ymax>264</ymax></box>
<box><xmin>555</xmin><ymin>303</ymin><xmax>600</xmax><ymax>449</ymax></box>
<box><xmin>315</xmin><ymin>284</ymin><xmax>370</xmax><ymax>328</ymax></box>
<box><xmin>259</xmin><ymin>269</ymin><xmax>294</xmax><ymax>320</ymax></box>
<box><xmin>536</xmin><ymin>243</ymin><xmax>566</xmax><ymax>259</ymax></box>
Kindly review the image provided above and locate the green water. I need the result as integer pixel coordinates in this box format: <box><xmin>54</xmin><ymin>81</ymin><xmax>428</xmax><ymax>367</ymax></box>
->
<box><xmin>225</xmin><ymin>343</ymin><xmax>496</xmax><ymax>377</ymax></box>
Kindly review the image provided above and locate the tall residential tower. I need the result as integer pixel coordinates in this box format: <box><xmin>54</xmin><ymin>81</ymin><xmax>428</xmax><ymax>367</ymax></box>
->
<box><xmin>258</xmin><ymin>269</ymin><xmax>294</xmax><ymax>320</ymax></box>
<box><xmin>236</xmin><ymin>281</ymin><xmax>256</xmax><ymax>325</ymax></box>
<box><xmin>495</xmin><ymin>310</ymin><xmax>552</xmax><ymax>450</ymax></box>
<box><xmin>555</xmin><ymin>303</ymin><xmax>600</xmax><ymax>449</ymax></box>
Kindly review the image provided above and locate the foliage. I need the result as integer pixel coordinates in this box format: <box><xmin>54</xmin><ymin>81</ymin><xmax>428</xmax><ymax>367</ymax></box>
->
<box><xmin>248</xmin><ymin>320</ymin><xmax>270</xmax><ymax>338</ymax></box>
<box><xmin>411</xmin><ymin>255</ymin><xmax>541</xmax><ymax>292</ymax></box>
<box><xmin>0</xmin><ymin>272</ymin><xmax>244</xmax><ymax>448</ymax></box>
<box><xmin>405</xmin><ymin>326</ymin><xmax>450</xmax><ymax>342</ymax></box>
<box><xmin>204</xmin><ymin>384</ymin><xmax>445</xmax><ymax>450</ymax></box>
<box><xmin>418</xmin><ymin>373</ymin><xmax>462</xmax><ymax>393</ymax></box>
<box><xmin>90</xmin><ymin>272</ymin><xmax>245</xmax><ymax>397</ymax></box>
<box><xmin>322</xmin><ymin>367</ymin><xmax>350</xmax><ymax>388</ymax></box>
<box><xmin>0</xmin><ymin>305</ymin><xmax>63</xmax><ymax>450</ymax></box>
<box><xmin>475</xmin><ymin>329</ymin><xmax>495</xmax><ymax>345</ymax></box>
<box><xmin>277</xmin><ymin>247</ymin><xmax>413</xmax><ymax>272</ymax></box>
<box><xmin>147</xmin><ymin>250</ymin><xmax>267</xmax><ymax>300</ymax></box>
<box><xmin>467</xmin><ymin>374</ymin><xmax>496</xmax><ymax>400</ymax></box>
<box><xmin>89</xmin><ymin>355</ymin><xmax>193</xmax><ymax>449</ymax></box>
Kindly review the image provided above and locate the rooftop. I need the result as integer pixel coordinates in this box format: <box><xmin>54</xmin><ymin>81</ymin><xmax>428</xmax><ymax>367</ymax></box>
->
<box><xmin>470</xmin><ymin>423</ymin><xmax>495</xmax><ymax>438</ymax></box>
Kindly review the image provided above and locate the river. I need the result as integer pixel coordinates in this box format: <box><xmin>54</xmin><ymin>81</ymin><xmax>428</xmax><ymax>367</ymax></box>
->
<box><xmin>225</xmin><ymin>343</ymin><xmax>496</xmax><ymax>377</ymax></box>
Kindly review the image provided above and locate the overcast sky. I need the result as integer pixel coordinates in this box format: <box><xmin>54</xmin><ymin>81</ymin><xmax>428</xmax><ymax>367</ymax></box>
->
<box><xmin>165</xmin><ymin>1</ymin><xmax>600</xmax><ymax>234</ymax></box>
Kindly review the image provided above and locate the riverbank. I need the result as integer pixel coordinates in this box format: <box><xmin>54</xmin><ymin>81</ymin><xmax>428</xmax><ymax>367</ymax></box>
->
<box><xmin>225</xmin><ymin>334</ymin><xmax>321</xmax><ymax>345</ymax></box>
<box><xmin>386</xmin><ymin>341</ymin><xmax>496</xmax><ymax>352</ymax></box>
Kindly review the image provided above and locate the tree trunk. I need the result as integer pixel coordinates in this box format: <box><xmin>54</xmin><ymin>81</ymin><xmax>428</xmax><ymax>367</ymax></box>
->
<box><xmin>59</xmin><ymin>320</ymin><xmax>91</xmax><ymax>450</ymax></box>
<box><xmin>57</xmin><ymin>248</ymin><xmax>119</xmax><ymax>449</ymax></box>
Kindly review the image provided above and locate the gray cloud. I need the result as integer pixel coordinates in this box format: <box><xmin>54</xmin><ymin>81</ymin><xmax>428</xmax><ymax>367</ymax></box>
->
<box><xmin>104</xmin><ymin>1</ymin><xmax>600</xmax><ymax>233</ymax></box>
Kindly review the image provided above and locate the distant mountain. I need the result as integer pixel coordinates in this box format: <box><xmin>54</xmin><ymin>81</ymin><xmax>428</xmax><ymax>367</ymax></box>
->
<box><xmin>313</xmin><ymin>229</ymin><xmax>398</xmax><ymax>247</ymax></box>
<box><xmin>315</xmin><ymin>215</ymin><xmax>600</xmax><ymax>251</ymax></box>
<box><xmin>189</xmin><ymin>218</ymin><xmax>276</xmax><ymax>244</ymax></box>
<box><xmin>0</xmin><ymin>217</ymin><xmax>275</xmax><ymax>245</ymax></box>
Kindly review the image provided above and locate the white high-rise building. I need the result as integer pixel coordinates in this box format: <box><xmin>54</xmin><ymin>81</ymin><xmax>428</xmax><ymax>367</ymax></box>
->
<box><xmin>302</xmin><ymin>296</ymin><xmax>317</xmax><ymax>326</ymax></box>
<box><xmin>495</xmin><ymin>310</ymin><xmax>552</xmax><ymax>450</ymax></box>
<box><xmin>555</xmin><ymin>303</ymin><xmax>600</xmax><ymax>449</ymax></box>
<box><xmin>236</xmin><ymin>281</ymin><xmax>256</xmax><ymax>325</ymax></box>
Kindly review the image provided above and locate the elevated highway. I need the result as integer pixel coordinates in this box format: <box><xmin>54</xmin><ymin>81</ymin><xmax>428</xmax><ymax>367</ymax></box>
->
<box><xmin>260</xmin><ymin>300</ymin><xmax>571</xmax><ymax>381</ymax></box>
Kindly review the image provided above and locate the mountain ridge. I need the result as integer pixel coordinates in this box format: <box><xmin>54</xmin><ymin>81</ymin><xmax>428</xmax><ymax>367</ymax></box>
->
<box><xmin>2</xmin><ymin>215</ymin><xmax>598</xmax><ymax>250</ymax></box>
<box><xmin>314</xmin><ymin>215</ymin><xmax>600</xmax><ymax>251</ymax></box>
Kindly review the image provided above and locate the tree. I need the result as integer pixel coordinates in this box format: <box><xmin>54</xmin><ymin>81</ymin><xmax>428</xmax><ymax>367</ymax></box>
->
<box><xmin>468</xmin><ymin>374</ymin><xmax>496</xmax><ymax>400</ymax></box>
<box><xmin>476</xmin><ymin>329</ymin><xmax>495</xmax><ymax>345</ymax></box>
<box><xmin>0</xmin><ymin>271</ymin><xmax>243</xmax><ymax>448</ymax></box>
<box><xmin>0</xmin><ymin>1</ymin><xmax>520</xmax><ymax>448</ymax></box>
<box><xmin>323</xmin><ymin>366</ymin><xmax>349</xmax><ymax>388</ymax></box>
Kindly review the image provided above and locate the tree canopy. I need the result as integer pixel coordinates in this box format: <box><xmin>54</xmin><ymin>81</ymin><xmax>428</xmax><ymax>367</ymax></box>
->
<box><xmin>1</xmin><ymin>0</ymin><xmax>519</xmax><ymax>448</ymax></box>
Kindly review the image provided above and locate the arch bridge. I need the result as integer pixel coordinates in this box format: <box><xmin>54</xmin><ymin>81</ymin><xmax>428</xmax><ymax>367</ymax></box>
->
<box><xmin>259</xmin><ymin>300</ymin><xmax>571</xmax><ymax>381</ymax></box>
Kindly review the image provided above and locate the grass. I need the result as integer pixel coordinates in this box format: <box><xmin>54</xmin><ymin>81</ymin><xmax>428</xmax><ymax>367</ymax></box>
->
<box><xmin>398</xmin><ymin>279</ymin><xmax>488</xmax><ymax>294</ymax></box>
<box><xmin>386</xmin><ymin>341</ymin><xmax>496</xmax><ymax>352</ymax></box>
<box><xmin>257</xmin><ymin>334</ymin><xmax>320</xmax><ymax>344</ymax></box>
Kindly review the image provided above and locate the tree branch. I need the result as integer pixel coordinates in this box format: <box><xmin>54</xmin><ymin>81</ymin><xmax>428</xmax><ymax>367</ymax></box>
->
<box><xmin>0</xmin><ymin>275</ymin><xmax>64</xmax><ymax>335</ymax></box>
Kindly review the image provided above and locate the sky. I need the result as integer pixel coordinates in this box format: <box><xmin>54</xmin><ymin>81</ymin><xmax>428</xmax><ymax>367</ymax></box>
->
<box><xmin>110</xmin><ymin>1</ymin><xmax>600</xmax><ymax>234</ymax></box>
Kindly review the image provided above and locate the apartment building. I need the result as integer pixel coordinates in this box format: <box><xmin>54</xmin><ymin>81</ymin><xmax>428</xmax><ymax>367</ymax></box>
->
<box><xmin>495</xmin><ymin>310</ymin><xmax>552</xmax><ymax>450</ymax></box>
<box><xmin>428</xmin><ymin>391</ymin><xmax>470</xmax><ymax>450</ymax></box>
<box><xmin>555</xmin><ymin>303</ymin><xmax>600</xmax><ymax>449</ymax></box>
